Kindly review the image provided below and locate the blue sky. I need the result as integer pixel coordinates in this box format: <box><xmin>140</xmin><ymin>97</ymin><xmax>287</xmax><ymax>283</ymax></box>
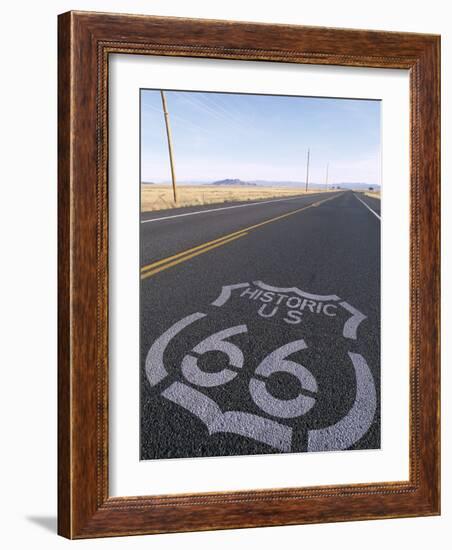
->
<box><xmin>141</xmin><ymin>90</ymin><xmax>381</xmax><ymax>185</ymax></box>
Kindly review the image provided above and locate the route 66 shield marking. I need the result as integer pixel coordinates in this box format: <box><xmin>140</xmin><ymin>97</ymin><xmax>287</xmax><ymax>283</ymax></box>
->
<box><xmin>144</xmin><ymin>281</ymin><xmax>377</xmax><ymax>454</ymax></box>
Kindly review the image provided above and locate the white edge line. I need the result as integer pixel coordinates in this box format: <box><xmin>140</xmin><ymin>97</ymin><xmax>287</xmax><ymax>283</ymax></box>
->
<box><xmin>354</xmin><ymin>193</ymin><xmax>381</xmax><ymax>220</ymax></box>
<box><xmin>141</xmin><ymin>193</ymin><xmax>338</xmax><ymax>223</ymax></box>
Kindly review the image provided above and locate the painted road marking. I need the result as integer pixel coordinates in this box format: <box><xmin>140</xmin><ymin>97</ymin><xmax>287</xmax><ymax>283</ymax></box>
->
<box><xmin>249</xmin><ymin>339</ymin><xmax>317</xmax><ymax>419</ymax></box>
<box><xmin>141</xmin><ymin>233</ymin><xmax>246</xmax><ymax>280</ymax></box>
<box><xmin>162</xmin><ymin>381</ymin><xmax>293</xmax><ymax>452</ymax></box>
<box><xmin>141</xmin><ymin>192</ymin><xmax>341</xmax><ymax>224</ymax></box>
<box><xmin>141</xmin><ymin>193</ymin><xmax>342</xmax><ymax>279</ymax></box>
<box><xmin>307</xmin><ymin>352</ymin><xmax>376</xmax><ymax>451</ymax></box>
<box><xmin>354</xmin><ymin>193</ymin><xmax>381</xmax><ymax>220</ymax></box>
<box><xmin>145</xmin><ymin>312</ymin><xmax>207</xmax><ymax>386</ymax></box>
<box><xmin>145</xmin><ymin>296</ymin><xmax>376</xmax><ymax>452</ymax></box>
<box><xmin>141</xmin><ymin>231</ymin><xmax>248</xmax><ymax>274</ymax></box>
<box><xmin>212</xmin><ymin>281</ymin><xmax>367</xmax><ymax>339</ymax></box>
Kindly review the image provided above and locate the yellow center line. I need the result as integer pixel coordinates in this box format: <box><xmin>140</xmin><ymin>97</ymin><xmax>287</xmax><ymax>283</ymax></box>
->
<box><xmin>140</xmin><ymin>193</ymin><xmax>341</xmax><ymax>279</ymax></box>
<box><xmin>141</xmin><ymin>230</ymin><xmax>248</xmax><ymax>273</ymax></box>
<box><xmin>141</xmin><ymin>233</ymin><xmax>247</xmax><ymax>280</ymax></box>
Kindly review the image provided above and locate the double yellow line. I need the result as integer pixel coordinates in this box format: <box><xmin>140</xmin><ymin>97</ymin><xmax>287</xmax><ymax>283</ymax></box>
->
<box><xmin>141</xmin><ymin>231</ymin><xmax>248</xmax><ymax>279</ymax></box>
<box><xmin>140</xmin><ymin>193</ymin><xmax>340</xmax><ymax>280</ymax></box>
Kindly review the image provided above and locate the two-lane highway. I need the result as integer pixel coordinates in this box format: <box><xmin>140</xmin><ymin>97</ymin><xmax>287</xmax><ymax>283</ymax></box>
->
<box><xmin>140</xmin><ymin>191</ymin><xmax>381</xmax><ymax>460</ymax></box>
<box><xmin>140</xmin><ymin>192</ymin><xmax>344</xmax><ymax>269</ymax></box>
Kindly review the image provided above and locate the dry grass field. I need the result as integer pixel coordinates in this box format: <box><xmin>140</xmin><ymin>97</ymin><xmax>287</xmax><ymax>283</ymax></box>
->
<box><xmin>364</xmin><ymin>191</ymin><xmax>381</xmax><ymax>199</ymax></box>
<box><xmin>141</xmin><ymin>184</ymin><xmax>336</xmax><ymax>212</ymax></box>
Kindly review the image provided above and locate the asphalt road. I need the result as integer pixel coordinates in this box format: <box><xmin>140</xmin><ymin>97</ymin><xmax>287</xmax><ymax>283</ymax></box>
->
<box><xmin>140</xmin><ymin>191</ymin><xmax>381</xmax><ymax>459</ymax></box>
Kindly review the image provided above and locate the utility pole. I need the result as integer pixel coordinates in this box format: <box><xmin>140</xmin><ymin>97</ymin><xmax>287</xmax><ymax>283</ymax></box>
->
<box><xmin>305</xmin><ymin>148</ymin><xmax>310</xmax><ymax>192</ymax></box>
<box><xmin>325</xmin><ymin>162</ymin><xmax>329</xmax><ymax>190</ymax></box>
<box><xmin>160</xmin><ymin>91</ymin><xmax>178</xmax><ymax>203</ymax></box>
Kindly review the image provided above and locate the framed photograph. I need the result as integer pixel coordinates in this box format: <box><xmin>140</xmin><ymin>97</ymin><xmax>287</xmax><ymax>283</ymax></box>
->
<box><xmin>58</xmin><ymin>11</ymin><xmax>440</xmax><ymax>538</ymax></box>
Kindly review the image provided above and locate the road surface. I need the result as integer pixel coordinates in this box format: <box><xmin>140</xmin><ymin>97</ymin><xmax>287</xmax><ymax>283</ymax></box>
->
<box><xmin>140</xmin><ymin>191</ymin><xmax>381</xmax><ymax>459</ymax></box>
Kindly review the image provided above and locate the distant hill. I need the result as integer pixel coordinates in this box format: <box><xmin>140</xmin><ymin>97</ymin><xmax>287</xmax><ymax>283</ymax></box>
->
<box><xmin>249</xmin><ymin>180</ymin><xmax>379</xmax><ymax>190</ymax></box>
<box><xmin>208</xmin><ymin>179</ymin><xmax>378</xmax><ymax>190</ymax></box>
<box><xmin>210</xmin><ymin>178</ymin><xmax>257</xmax><ymax>186</ymax></box>
<box><xmin>145</xmin><ymin>179</ymin><xmax>380</xmax><ymax>190</ymax></box>
<box><xmin>332</xmin><ymin>182</ymin><xmax>380</xmax><ymax>190</ymax></box>
<box><xmin>251</xmin><ymin>180</ymin><xmax>380</xmax><ymax>189</ymax></box>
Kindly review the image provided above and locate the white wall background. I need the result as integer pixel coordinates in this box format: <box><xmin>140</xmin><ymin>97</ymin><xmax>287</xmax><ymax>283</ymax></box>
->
<box><xmin>0</xmin><ymin>1</ymin><xmax>449</xmax><ymax>548</ymax></box>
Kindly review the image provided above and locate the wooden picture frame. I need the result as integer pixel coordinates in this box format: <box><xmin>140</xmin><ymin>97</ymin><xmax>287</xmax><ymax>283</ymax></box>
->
<box><xmin>58</xmin><ymin>11</ymin><xmax>440</xmax><ymax>538</ymax></box>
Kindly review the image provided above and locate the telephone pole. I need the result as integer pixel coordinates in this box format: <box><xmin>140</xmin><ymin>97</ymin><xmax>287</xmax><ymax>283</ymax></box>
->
<box><xmin>160</xmin><ymin>91</ymin><xmax>178</xmax><ymax>203</ymax></box>
<box><xmin>305</xmin><ymin>148</ymin><xmax>310</xmax><ymax>192</ymax></box>
<box><xmin>325</xmin><ymin>162</ymin><xmax>329</xmax><ymax>190</ymax></box>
